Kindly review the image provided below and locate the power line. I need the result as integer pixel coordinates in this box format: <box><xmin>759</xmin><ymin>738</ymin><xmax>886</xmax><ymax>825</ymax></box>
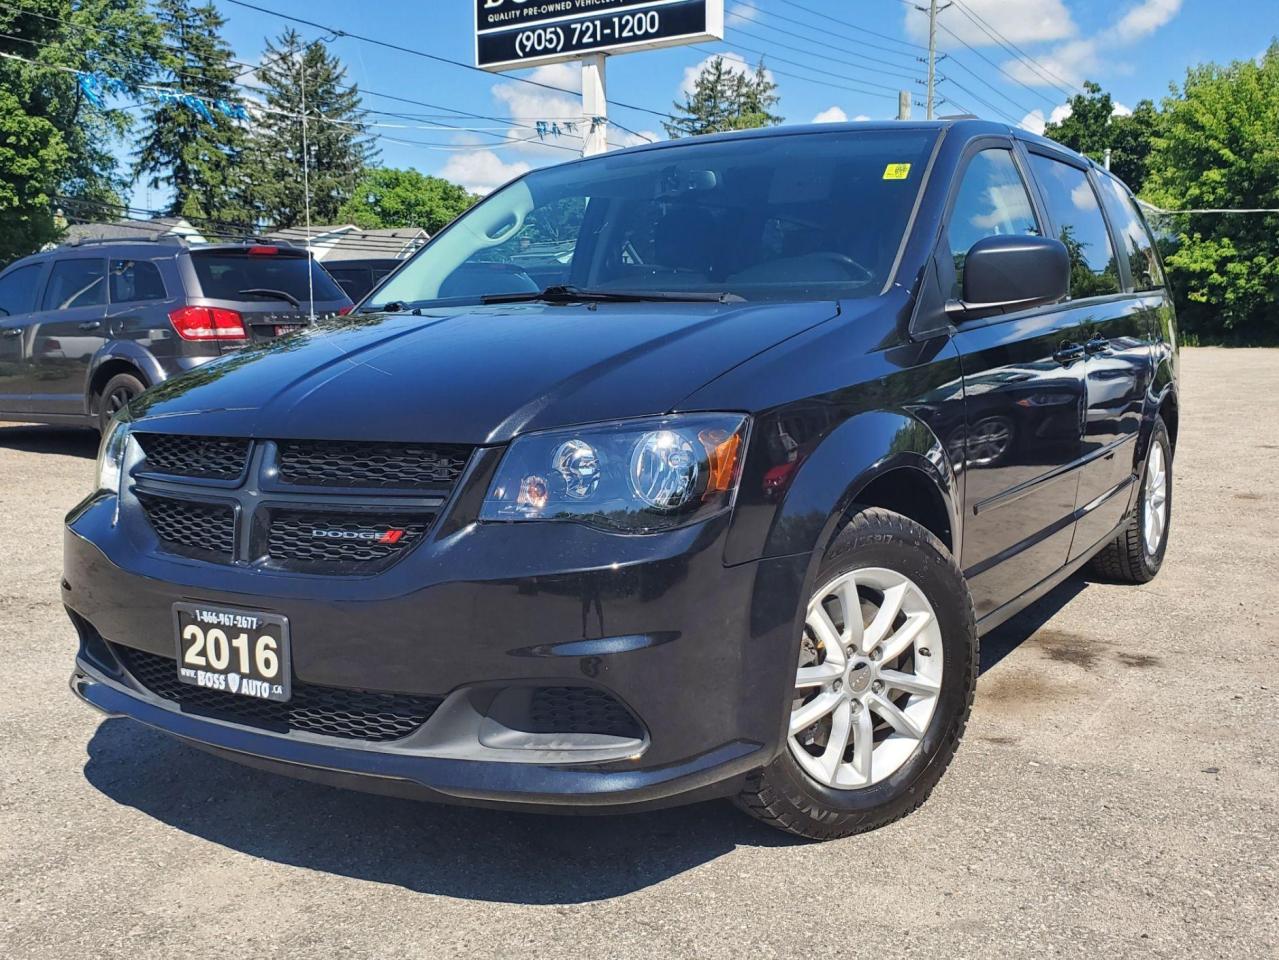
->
<box><xmin>773</xmin><ymin>0</ymin><xmax>928</xmax><ymax>52</ymax></box>
<box><xmin>730</xmin><ymin>0</ymin><xmax>920</xmax><ymax>64</ymax></box>
<box><xmin>687</xmin><ymin>43</ymin><xmax>900</xmax><ymax>102</ymax></box>
<box><xmin>935</xmin><ymin>18</ymin><xmax>1057</xmax><ymax>110</ymax></box>
<box><xmin>947</xmin><ymin>0</ymin><xmax>1081</xmax><ymax>97</ymax></box>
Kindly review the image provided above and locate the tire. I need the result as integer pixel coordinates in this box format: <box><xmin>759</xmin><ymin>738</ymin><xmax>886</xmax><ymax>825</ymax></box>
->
<box><xmin>735</xmin><ymin>507</ymin><xmax>978</xmax><ymax>840</ymax></box>
<box><xmin>96</xmin><ymin>372</ymin><xmax>145</xmax><ymax>433</ymax></box>
<box><xmin>1088</xmin><ymin>415</ymin><xmax>1172</xmax><ymax>584</ymax></box>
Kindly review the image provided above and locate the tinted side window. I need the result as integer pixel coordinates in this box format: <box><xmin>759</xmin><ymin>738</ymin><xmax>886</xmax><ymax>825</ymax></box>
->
<box><xmin>0</xmin><ymin>264</ymin><xmax>43</xmax><ymax>316</ymax></box>
<box><xmin>1029</xmin><ymin>155</ymin><xmax>1121</xmax><ymax>299</ymax></box>
<box><xmin>42</xmin><ymin>259</ymin><xmax>107</xmax><ymax>310</ymax></box>
<box><xmin>1096</xmin><ymin>175</ymin><xmax>1164</xmax><ymax>292</ymax></box>
<box><xmin>109</xmin><ymin>259</ymin><xmax>167</xmax><ymax>303</ymax></box>
<box><xmin>947</xmin><ymin>149</ymin><xmax>1039</xmax><ymax>296</ymax></box>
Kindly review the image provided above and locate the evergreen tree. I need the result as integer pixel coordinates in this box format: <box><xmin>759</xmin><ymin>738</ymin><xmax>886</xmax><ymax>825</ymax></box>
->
<box><xmin>664</xmin><ymin>56</ymin><xmax>782</xmax><ymax>138</ymax></box>
<box><xmin>245</xmin><ymin>29</ymin><xmax>376</xmax><ymax>228</ymax></box>
<box><xmin>134</xmin><ymin>0</ymin><xmax>247</xmax><ymax>226</ymax></box>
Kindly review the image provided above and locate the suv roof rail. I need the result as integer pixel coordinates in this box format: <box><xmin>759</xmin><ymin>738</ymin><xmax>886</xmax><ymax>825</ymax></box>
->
<box><xmin>939</xmin><ymin>113</ymin><xmax>980</xmax><ymax>121</ymax></box>
<box><xmin>63</xmin><ymin>233</ymin><xmax>299</xmax><ymax>249</ymax></box>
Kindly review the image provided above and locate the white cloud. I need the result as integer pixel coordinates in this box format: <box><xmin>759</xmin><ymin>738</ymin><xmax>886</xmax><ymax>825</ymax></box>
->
<box><xmin>812</xmin><ymin>106</ymin><xmax>848</xmax><ymax>123</ymax></box>
<box><xmin>438</xmin><ymin>150</ymin><xmax>532</xmax><ymax>195</ymax></box>
<box><xmin>679</xmin><ymin>51</ymin><xmax>771</xmax><ymax>98</ymax></box>
<box><xmin>1018</xmin><ymin>102</ymin><xmax>1072</xmax><ymax>135</ymax></box>
<box><xmin>905</xmin><ymin>0</ymin><xmax>1076</xmax><ymax>48</ymax></box>
<box><xmin>1004</xmin><ymin>0</ymin><xmax>1183</xmax><ymax>87</ymax></box>
<box><xmin>1111</xmin><ymin>101</ymin><xmax>1132</xmax><ymax>117</ymax></box>
<box><xmin>853</xmin><ymin>114</ymin><xmax>871</xmax><ymax>122</ymax></box>
<box><xmin>491</xmin><ymin>63</ymin><xmax>584</xmax><ymax>157</ymax></box>
<box><xmin>725</xmin><ymin>2</ymin><xmax>759</xmax><ymax>27</ymax></box>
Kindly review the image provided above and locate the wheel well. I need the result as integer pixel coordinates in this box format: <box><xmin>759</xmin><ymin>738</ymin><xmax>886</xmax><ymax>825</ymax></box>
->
<box><xmin>88</xmin><ymin>360</ymin><xmax>147</xmax><ymax>411</ymax></box>
<box><xmin>1159</xmin><ymin>392</ymin><xmax>1178</xmax><ymax>453</ymax></box>
<box><xmin>850</xmin><ymin>467</ymin><xmax>953</xmax><ymax>553</ymax></box>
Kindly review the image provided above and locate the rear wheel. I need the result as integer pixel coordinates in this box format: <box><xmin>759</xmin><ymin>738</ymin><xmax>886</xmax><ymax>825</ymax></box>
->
<box><xmin>735</xmin><ymin>507</ymin><xmax>978</xmax><ymax>840</ymax></box>
<box><xmin>1089</xmin><ymin>416</ymin><xmax>1172</xmax><ymax>584</ymax></box>
<box><xmin>96</xmin><ymin>372</ymin><xmax>145</xmax><ymax>433</ymax></box>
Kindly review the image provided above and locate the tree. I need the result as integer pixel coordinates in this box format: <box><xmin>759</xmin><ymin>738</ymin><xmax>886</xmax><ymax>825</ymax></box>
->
<box><xmin>245</xmin><ymin>29</ymin><xmax>377</xmax><ymax>228</ymax></box>
<box><xmin>664</xmin><ymin>56</ymin><xmax>782</xmax><ymax>138</ymax></box>
<box><xmin>335</xmin><ymin>167</ymin><xmax>474</xmax><ymax>234</ymax></box>
<box><xmin>0</xmin><ymin>1</ymin><xmax>161</xmax><ymax>261</ymax></box>
<box><xmin>1043</xmin><ymin>81</ymin><xmax>1160</xmax><ymax>193</ymax></box>
<box><xmin>133</xmin><ymin>0</ymin><xmax>248</xmax><ymax>225</ymax></box>
<box><xmin>1143</xmin><ymin>43</ymin><xmax>1279</xmax><ymax>343</ymax></box>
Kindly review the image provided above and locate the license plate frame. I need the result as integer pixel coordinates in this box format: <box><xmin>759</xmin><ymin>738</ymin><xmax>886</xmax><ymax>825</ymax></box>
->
<box><xmin>173</xmin><ymin>602</ymin><xmax>292</xmax><ymax>703</ymax></box>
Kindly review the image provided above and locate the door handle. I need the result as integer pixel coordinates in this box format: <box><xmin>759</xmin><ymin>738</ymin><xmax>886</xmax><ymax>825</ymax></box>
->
<box><xmin>1085</xmin><ymin>336</ymin><xmax>1110</xmax><ymax>355</ymax></box>
<box><xmin>1</xmin><ymin>327</ymin><xmax>22</xmax><ymax>338</ymax></box>
<box><xmin>1053</xmin><ymin>342</ymin><xmax>1085</xmax><ymax>365</ymax></box>
<box><xmin>78</xmin><ymin>320</ymin><xmax>102</xmax><ymax>331</ymax></box>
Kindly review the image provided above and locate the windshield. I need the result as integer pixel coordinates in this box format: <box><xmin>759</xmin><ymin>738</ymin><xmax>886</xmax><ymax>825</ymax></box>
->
<box><xmin>191</xmin><ymin>250</ymin><xmax>346</xmax><ymax>303</ymax></box>
<box><xmin>368</xmin><ymin>129</ymin><xmax>938</xmax><ymax>308</ymax></box>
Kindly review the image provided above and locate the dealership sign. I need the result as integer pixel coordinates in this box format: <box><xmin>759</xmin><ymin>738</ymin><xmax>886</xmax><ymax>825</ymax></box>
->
<box><xmin>475</xmin><ymin>0</ymin><xmax>724</xmax><ymax>71</ymax></box>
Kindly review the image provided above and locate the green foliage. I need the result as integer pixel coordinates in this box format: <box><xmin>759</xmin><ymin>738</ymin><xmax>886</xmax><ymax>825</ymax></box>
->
<box><xmin>1143</xmin><ymin>43</ymin><xmax>1279</xmax><ymax>343</ymax></box>
<box><xmin>133</xmin><ymin>0</ymin><xmax>248</xmax><ymax>226</ymax></box>
<box><xmin>0</xmin><ymin>1</ymin><xmax>160</xmax><ymax>257</ymax></box>
<box><xmin>664</xmin><ymin>56</ymin><xmax>782</xmax><ymax>138</ymax></box>
<box><xmin>245</xmin><ymin>29</ymin><xmax>377</xmax><ymax>228</ymax></box>
<box><xmin>1043</xmin><ymin>81</ymin><xmax>1161</xmax><ymax>192</ymax></box>
<box><xmin>335</xmin><ymin>167</ymin><xmax>474</xmax><ymax>234</ymax></box>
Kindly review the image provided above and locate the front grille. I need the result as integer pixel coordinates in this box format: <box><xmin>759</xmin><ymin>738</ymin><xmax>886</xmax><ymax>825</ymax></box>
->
<box><xmin>528</xmin><ymin>687</ymin><xmax>643</xmax><ymax>740</ymax></box>
<box><xmin>276</xmin><ymin>440</ymin><xmax>471</xmax><ymax>490</ymax></box>
<box><xmin>135</xmin><ymin>434</ymin><xmax>250</xmax><ymax>480</ymax></box>
<box><xmin>114</xmin><ymin>645</ymin><xmax>443</xmax><ymax>742</ymax></box>
<box><xmin>137</xmin><ymin>493</ymin><xmax>235</xmax><ymax>558</ymax></box>
<box><xmin>266</xmin><ymin>511</ymin><xmax>430</xmax><ymax>567</ymax></box>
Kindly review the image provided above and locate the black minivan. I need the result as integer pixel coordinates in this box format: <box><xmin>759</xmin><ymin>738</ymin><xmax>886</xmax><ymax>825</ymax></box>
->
<box><xmin>65</xmin><ymin>120</ymin><xmax>1178</xmax><ymax>839</ymax></box>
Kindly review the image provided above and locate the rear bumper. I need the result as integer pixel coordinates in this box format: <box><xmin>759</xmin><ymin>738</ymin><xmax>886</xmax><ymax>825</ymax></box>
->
<box><xmin>64</xmin><ymin>495</ymin><xmax>810</xmax><ymax>811</ymax></box>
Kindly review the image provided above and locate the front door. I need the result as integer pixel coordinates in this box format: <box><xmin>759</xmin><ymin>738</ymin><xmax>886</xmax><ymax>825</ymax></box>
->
<box><xmin>26</xmin><ymin>257</ymin><xmax>108</xmax><ymax>417</ymax></box>
<box><xmin>0</xmin><ymin>261</ymin><xmax>48</xmax><ymax>414</ymax></box>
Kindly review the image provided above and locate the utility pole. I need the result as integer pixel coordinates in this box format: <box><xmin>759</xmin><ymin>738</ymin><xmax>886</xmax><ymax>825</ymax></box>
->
<box><xmin>581</xmin><ymin>53</ymin><xmax>608</xmax><ymax>157</ymax></box>
<box><xmin>898</xmin><ymin>90</ymin><xmax>911</xmax><ymax>121</ymax></box>
<box><xmin>920</xmin><ymin>0</ymin><xmax>952</xmax><ymax>120</ymax></box>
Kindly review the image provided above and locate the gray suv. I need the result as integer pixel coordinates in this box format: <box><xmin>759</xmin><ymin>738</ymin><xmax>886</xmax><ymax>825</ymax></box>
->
<box><xmin>0</xmin><ymin>238</ymin><xmax>352</xmax><ymax>431</ymax></box>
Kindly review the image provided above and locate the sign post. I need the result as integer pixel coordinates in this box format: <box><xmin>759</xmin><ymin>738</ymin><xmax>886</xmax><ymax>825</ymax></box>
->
<box><xmin>474</xmin><ymin>1</ymin><xmax>724</xmax><ymax>156</ymax></box>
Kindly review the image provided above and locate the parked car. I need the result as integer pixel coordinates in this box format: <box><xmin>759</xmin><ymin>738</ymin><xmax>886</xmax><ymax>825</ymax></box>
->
<box><xmin>64</xmin><ymin>120</ymin><xmax>1178</xmax><ymax>839</ymax></box>
<box><xmin>322</xmin><ymin>257</ymin><xmax>401</xmax><ymax>304</ymax></box>
<box><xmin>0</xmin><ymin>238</ymin><xmax>352</xmax><ymax>431</ymax></box>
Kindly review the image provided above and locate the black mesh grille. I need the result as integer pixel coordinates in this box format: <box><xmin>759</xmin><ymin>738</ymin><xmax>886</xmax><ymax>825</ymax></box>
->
<box><xmin>528</xmin><ymin>687</ymin><xmax>643</xmax><ymax>739</ymax></box>
<box><xmin>266</xmin><ymin>512</ymin><xmax>429</xmax><ymax>566</ymax></box>
<box><xmin>276</xmin><ymin>440</ymin><xmax>470</xmax><ymax>490</ymax></box>
<box><xmin>114</xmin><ymin>645</ymin><xmax>442</xmax><ymax>742</ymax></box>
<box><xmin>136</xmin><ymin>434</ymin><xmax>250</xmax><ymax>480</ymax></box>
<box><xmin>137</xmin><ymin>493</ymin><xmax>235</xmax><ymax>557</ymax></box>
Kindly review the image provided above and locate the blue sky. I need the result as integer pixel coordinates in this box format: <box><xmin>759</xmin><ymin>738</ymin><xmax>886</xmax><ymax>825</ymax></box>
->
<box><xmin>138</xmin><ymin>0</ymin><xmax>1274</xmax><ymax>201</ymax></box>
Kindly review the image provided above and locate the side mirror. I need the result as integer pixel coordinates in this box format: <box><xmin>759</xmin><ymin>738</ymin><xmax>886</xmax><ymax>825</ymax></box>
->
<box><xmin>947</xmin><ymin>235</ymin><xmax>1069</xmax><ymax>317</ymax></box>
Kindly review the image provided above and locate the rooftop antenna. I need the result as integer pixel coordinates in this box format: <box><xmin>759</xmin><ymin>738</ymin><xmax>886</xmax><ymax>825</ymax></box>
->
<box><xmin>299</xmin><ymin>44</ymin><xmax>317</xmax><ymax>321</ymax></box>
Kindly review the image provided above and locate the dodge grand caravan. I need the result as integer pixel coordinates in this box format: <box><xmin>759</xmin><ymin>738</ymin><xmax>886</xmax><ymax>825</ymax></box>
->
<box><xmin>65</xmin><ymin>120</ymin><xmax>1178</xmax><ymax>839</ymax></box>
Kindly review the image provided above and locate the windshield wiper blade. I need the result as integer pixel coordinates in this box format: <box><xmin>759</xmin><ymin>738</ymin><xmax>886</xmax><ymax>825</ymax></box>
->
<box><xmin>238</xmin><ymin>287</ymin><xmax>301</xmax><ymax>307</ymax></box>
<box><xmin>481</xmin><ymin>284</ymin><xmax>742</xmax><ymax>305</ymax></box>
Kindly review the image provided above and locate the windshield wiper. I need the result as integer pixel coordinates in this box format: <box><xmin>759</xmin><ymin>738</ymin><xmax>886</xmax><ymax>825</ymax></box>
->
<box><xmin>481</xmin><ymin>284</ymin><xmax>743</xmax><ymax>305</ymax></box>
<box><xmin>238</xmin><ymin>288</ymin><xmax>301</xmax><ymax>307</ymax></box>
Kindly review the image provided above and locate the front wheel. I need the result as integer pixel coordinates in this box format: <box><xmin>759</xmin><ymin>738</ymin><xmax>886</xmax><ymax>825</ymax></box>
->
<box><xmin>735</xmin><ymin>507</ymin><xmax>978</xmax><ymax>840</ymax></box>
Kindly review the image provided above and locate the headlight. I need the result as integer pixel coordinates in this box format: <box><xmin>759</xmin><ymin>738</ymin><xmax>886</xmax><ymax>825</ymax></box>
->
<box><xmin>95</xmin><ymin>417</ymin><xmax>132</xmax><ymax>496</ymax></box>
<box><xmin>480</xmin><ymin>414</ymin><xmax>748</xmax><ymax>533</ymax></box>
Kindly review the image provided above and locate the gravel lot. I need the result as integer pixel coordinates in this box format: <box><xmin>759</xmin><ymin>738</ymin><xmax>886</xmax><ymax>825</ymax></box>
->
<box><xmin>1</xmin><ymin>346</ymin><xmax>1276</xmax><ymax>959</ymax></box>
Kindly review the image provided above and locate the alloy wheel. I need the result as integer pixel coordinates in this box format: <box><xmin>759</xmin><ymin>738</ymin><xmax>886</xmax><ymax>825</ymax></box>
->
<box><xmin>789</xmin><ymin>567</ymin><xmax>944</xmax><ymax>789</ymax></box>
<box><xmin>1143</xmin><ymin>441</ymin><xmax>1168</xmax><ymax>555</ymax></box>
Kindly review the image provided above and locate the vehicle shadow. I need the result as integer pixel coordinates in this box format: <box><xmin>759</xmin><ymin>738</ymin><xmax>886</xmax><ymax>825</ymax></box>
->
<box><xmin>0</xmin><ymin>424</ymin><xmax>98</xmax><ymax>458</ymax></box>
<box><xmin>82</xmin><ymin>718</ymin><xmax>798</xmax><ymax>904</ymax></box>
<box><xmin>979</xmin><ymin>574</ymin><xmax>1089</xmax><ymax>674</ymax></box>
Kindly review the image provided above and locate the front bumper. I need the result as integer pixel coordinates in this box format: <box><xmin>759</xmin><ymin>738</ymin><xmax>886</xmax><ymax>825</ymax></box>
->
<box><xmin>64</xmin><ymin>495</ymin><xmax>809</xmax><ymax>811</ymax></box>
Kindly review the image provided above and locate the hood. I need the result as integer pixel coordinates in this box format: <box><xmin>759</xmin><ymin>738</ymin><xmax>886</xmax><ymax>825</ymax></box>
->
<box><xmin>128</xmin><ymin>299</ymin><xmax>842</xmax><ymax>443</ymax></box>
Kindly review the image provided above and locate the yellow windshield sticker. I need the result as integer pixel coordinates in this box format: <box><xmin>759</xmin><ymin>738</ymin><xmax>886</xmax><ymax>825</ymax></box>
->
<box><xmin>883</xmin><ymin>163</ymin><xmax>912</xmax><ymax>180</ymax></box>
